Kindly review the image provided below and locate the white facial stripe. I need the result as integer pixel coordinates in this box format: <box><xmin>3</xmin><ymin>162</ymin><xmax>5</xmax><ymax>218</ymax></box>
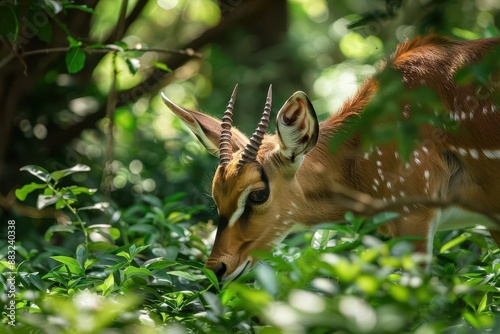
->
<box><xmin>228</xmin><ymin>186</ymin><xmax>252</xmax><ymax>227</ymax></box>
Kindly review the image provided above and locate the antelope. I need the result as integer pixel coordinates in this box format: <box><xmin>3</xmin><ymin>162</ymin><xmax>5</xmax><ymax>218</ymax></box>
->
<box><xmin>162</xmin><ymin>35</ymin><xmax>500</xmax><ymax>283</ymax></box>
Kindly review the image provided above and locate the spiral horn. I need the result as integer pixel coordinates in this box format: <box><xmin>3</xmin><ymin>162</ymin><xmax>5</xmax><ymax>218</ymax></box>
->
<box><xmin>238</xmin><ymin>85</ymin><xmax>272</xmax><ymax>167</ymax></box>
<box><xmin>219</xmin><ymin>84</ymin><xmax>238</xmax><ymax>166</ymax></box>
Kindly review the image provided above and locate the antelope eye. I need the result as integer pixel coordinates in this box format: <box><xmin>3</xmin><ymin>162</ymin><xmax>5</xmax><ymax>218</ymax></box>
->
<box><xmin>248</xmin><ymin>188</ymin><xmax>269</xmax><ymax>204</ymax></box>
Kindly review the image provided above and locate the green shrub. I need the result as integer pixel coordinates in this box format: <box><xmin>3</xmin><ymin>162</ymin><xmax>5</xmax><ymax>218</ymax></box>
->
<box><xmin>1</xmin><ymin>164</ymin><xmax>499</xmax><ymax>333</ymax></box>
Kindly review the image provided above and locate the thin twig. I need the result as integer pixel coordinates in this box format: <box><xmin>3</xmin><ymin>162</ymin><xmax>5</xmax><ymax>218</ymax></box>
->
<box><xmin>18</xmin><ymin>46</ymin><xmax>202</xmax><ymax>57</ymax></box>
<box><xmin>0</xmin><ymin>46</ymin><xmax>202</xmax><ymax>71</ymax></box>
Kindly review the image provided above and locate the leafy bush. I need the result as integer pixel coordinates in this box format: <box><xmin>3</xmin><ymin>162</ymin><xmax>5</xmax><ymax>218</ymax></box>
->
<box><xmin>1</xmin><ymin>164</ymin><xmax>500</xmax><ymax>333</ymax></box>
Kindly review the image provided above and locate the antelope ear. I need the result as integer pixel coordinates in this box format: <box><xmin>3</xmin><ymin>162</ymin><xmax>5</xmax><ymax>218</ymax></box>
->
<box><xmin>276</xmin><ymin>91</ymin><xmax>319</xmax><ymax>164</ymax></box>
<box><xmin>161</xmin><ymin>93</ymin><xmax>249</xmax><ymax>157</ymax></box>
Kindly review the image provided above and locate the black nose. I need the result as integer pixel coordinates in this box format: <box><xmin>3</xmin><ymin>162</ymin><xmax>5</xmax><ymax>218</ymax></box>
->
<box><xmin>213</xmin><ymin>262</ymin><xmax>227</xmax><ymax>281</ymax></box>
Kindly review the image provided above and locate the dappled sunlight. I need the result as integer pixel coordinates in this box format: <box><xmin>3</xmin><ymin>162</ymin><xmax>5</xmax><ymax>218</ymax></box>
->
<box><xmin>3</xmin><ymin>0</ymin><xmax>500</xmax><ymax>333</ymax></box>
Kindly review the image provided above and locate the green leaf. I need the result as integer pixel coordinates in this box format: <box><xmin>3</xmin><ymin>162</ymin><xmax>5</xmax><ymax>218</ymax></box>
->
<box><xmin>113</xmin><ymin>41</ymin><xmax>128</xmax><ymax>51</ymax></box>
<box><xmin>201</xmin><ymin>267</ymin><xmax>220</xmax><ymax>291</ymax></box>
<box><xmin>153</xmin><ymin>61</ymin><xmax>172</xmax><ymax>72</ymax></box>
<box><xmin>477</xmin><ymin>293</ymin><xmax>488</xmax><ymax>314</ymax></box>
<box><xmin>78</xmin><ymin>202</ymin><xmax>110</xmax><ymax>211</ymax></box>
<box><xmin>124</xmin><ymin>266</ymin><xmax>152</xmax><ymax>280</ymax></box>
<box><xmin>36</xmin><ymin>19</ymin><xmax>53</xmax><ymax>43</ymax></box>
<box><xmin>117</xmin><ymin>251</ymin><xmax>131</xmax><ymax>261</ymax></box>
<box><xmin>167</xmin><ymin>270</ymin><xmax>205</xmax><ymax>281</ymax></box>
<box><xmin>66</xmin><ymin>46</ymin><xmax>86</xmax><ymax>73</ymax></box>
<box><xmin>64</xmin><ymin>4</ymin><xmax>94</xmax><ymax>13</ymax></box>
<box><xmin>51</xmin><ymin>164</ymin><xmax>91</xmax><ymax>181</ymax></box>
<box><xmin>108</xmin><ymin>228</ymin><xmax>121</xmax><ymax>241</ymax></box>
<box><xmin>129</xmin><ymin>244</ymin><xmax>150</xmax><ymax>258</ymax></box>
<box><xmin>76</xmin><ymin>244</ymin><xmax>87</xmax><ymax>269</ymax></box>
<box><xmin>144</xmin><ymin>259</ymin><xmax>176</xmax><ymax>270</ymax></box>
<box><xmin>37</xmin><ymin>194</ymin><xmax>62</xmax><ymax>209</ymax></box>
<box><xmin>463</xmin><ymin>311</ymin><xmax>481</xmax><ymax>329</ymax></box>
<box><xmin>15</xmin><ymin>182</ymin><xmax>47</xmax><ymax>201</ymax></box>
<box><xmin>51</xmin><ymin>256</ymin><xmax>84</xmax><ymax>275</ymax></box>
<box><xmin>28</xmin><ymin>273</ymin><xmax>47</xmax><ymax>292</ymax></box>
<box><xmin>126</xmin><ymin>57</ymin><xmax>140</xmax><ymax>74</ymax></box>
<box><xmin>65</xmin><ymin>186</ymin><xmax>97</xmax><ymax>196</ymax></box>
<box><xmin>0</xmin><ymin>5</ymin><xmax>18</xmax><ymax>41</ymax></box>
<box><xmin>312</xmin><ymin>229</ymin><xmax>333</xmax><ymax>250</ymax></box>
<box><xmin>440</xmin><ymin>233</ymin><xmax>470</xmax><ymax>253</ymax></box>
<box><xmin>20</xmin><ymin>165</ymin><xmax>51</xmax><ymax>182</ymax></box>
<box><xmin>98</xmin><ymin>273</ymin><xmax>115</xmax><ymax>296</ymax></box>
<box><xmin>45</xmin><ymin>225</ymin><xmax>77</xmax><ymax>241</ymax></box>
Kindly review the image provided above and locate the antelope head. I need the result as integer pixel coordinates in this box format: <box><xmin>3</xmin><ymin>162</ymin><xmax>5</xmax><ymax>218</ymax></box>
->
<box><xmin>161</xmin><ymin>85</ymin><xmax>319</xmax><ymax>282</ymax></box>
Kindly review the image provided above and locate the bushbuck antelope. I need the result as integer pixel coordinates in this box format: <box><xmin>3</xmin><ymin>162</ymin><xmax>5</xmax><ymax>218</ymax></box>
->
<box><xmin>162</xmin><ymin>35</ymin><xmax>500</xmax><ymax>283</ymax></box>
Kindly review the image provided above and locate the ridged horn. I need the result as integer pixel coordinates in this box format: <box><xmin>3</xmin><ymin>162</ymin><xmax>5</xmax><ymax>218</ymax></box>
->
<box><xmin>238</xmin><ymin>85</ymin><xmax>272</xmax><ymax>167</ymax></box>
<box><xmin>220</xmin><ymin>84</ymin><xmax>238</xmax><ymax>166</ymax></box>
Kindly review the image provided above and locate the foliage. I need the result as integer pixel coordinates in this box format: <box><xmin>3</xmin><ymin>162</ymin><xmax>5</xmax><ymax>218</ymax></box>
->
<box><xmin>1</xmin><ymin>165</ymin><xmax>499</xmax><ymax>333</ymax></box>
<box><xmin>2</xmin><ymin>1</ymin><xmax>500</xmax><ymax>334</ymax></box>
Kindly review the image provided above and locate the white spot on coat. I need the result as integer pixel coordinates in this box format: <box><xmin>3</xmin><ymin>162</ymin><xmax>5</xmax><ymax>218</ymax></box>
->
<box><xmin>483</xmin><ymin>149</ymin><xmax>500</xmax><ymax>159</ymax></box>
<box><xmin>469</xmin><ymin>149</ymin><xmax>479</xmax><ymax>159</ymax></box>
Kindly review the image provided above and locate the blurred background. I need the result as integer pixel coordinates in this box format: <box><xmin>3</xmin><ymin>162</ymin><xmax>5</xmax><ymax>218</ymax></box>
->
<box><xmin>1</xmin><ymin>0</ymin><xmax>499</xmax><ymax>232</ymax></box>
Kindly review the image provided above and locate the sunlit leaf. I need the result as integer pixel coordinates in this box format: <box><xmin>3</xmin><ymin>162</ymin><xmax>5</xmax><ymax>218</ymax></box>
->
<box><xmin>312</xmin><ymin>229</ymin><xmax>332</xmax><ymax>250</ymax></box>
<box><xmin>37</xmin><ymin>194</ymin><xmax>62</xmax><ymax>209</ymax></box>
<box><xmin>78</xmin><ymin>202</ymin><xmax>110</xmax><ymax>211</ymax></box>
<box><xmin>153</xmin><ymin>61</ymin><xmax>171</xmax><ymax>72</ymax></box>
<box><xmin>20</xmin><ymin>165</ymin><xmax>51</xmax><ymax>182</ymax></box>
<box><xmin>126</xmin><ymin>57</ymin><xmax>140</xmax><ymax>74</ymax></box>
<box><xmin>51</xmin><ymin>256</ymin><xmax>84</xmax><ymax>275</ymax></box>
<box><xmin>15</xmin><ymin>182</ymin><xmax>47</xmax><ymax>201</ymax></box>
<box><xmin>440</xmin><ymin>233</ymin><xmax>471</xmax><ymax>254</ymax></box>
<box><xmin>144</xmin><ymin>258</ymin><xmax>176</xmax><ymax>270</ymax></box>
<box><xmin>477</xmin><ymin>293</ymin><xmax>488</xmax><ymax>314</ymax></box>
<box><xmin>51</xmin><ymin>164</ymin><xmax>91</xmax><ymax>181</ymax></box>
<box><xmin>117</xmin><ymin>251</ymin><xmax>131</xmax><ymax>261</ymax></box>
<box><xmin>98</xmin><ymin>273</ymin><xmax>115</xmax><ymax>296</ymax></box>
<box><xmin>64</xmin><ymin>4</ymin><xmax>94</xmax><ymax>13</ymax></box>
